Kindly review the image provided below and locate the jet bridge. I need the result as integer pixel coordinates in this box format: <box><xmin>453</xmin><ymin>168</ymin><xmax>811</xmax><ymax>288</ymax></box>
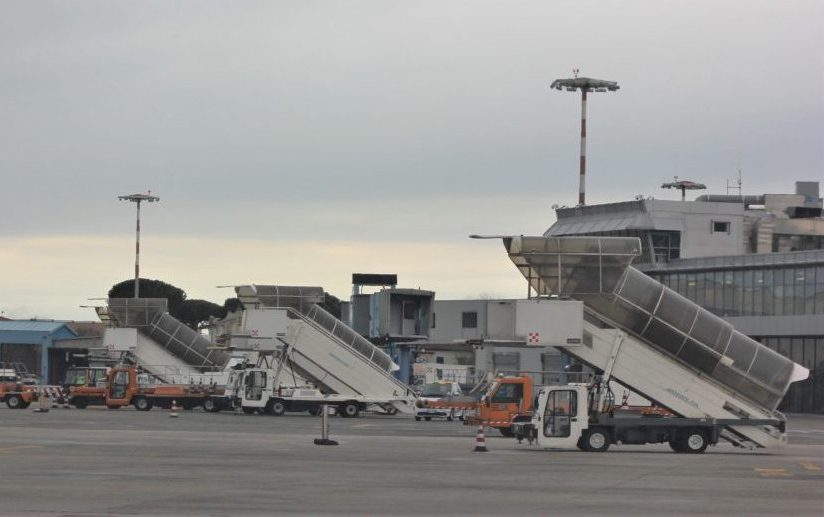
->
<box><xmin>234</xmin><ymin>285</ymin><xmax>417</xmax><ymax>413</ymax></box>
<box><xmin>500</xmin><ymin>236</ymin><xmax>809</xmax><ymax>449</ymax></box>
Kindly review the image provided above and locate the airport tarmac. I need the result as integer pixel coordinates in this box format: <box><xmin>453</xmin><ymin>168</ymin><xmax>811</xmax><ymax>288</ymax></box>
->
<box><xmin>0</xmin><ymin>407</ymin><xmax>822</xmax><ymax>516</ymax></box>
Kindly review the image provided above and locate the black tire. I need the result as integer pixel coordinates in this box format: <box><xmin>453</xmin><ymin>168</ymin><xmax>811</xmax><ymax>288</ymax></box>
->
<box><xmin>203</xmin><ymin>397</ymin><xmax>221</xmax><ymax>413</ymax></box>
<box><xmin>242</xmin><ymin>407</ymin><xmax>258</xmax><ymax>415</ymax></box>
<box><xmin>499</xmin><ymin>427</ymin><xmax>515</xmax><ymax>438</ymax></box>
<box><xmin>270</xmin><ymin>400</ymin><xmax>287</xmax><ymax>416</ymax></box>
<box><xmin>424</xmin><ymin>417</ymin><xmax>432</xmax><ymax>422</ymax></box>
<box><xmin>6</xmin><ymin>394</ymin><xmax>23</xmax><ymax>409</ymax></box>
<box><xmin>414</xmin><ymin>416</ymin><xmax>421</xmax><ymax>421</ymax></box>
<box><xmin>308</xmin><ymin>407</ymin><xmax>321</xmax><ymax>416</ymax></box>
<box><xmin>72</xmin><ymin>397</ymin><xmax>88</xmax><ymax>409</ymax></box>
<box><xmin>133</xmin><ymin>396</ymin><xmax>153</xmax><ymax>411</ymax></box>
<box><xmin>576</xmin><ymin>436</ymin><xmax>588</xmax><ymax>451</ymax></box>
<box><xmin>679</xmin><ymin>429</ymin><xmax>708</xmax><ymax>454</ymax></box>
<box><xmin>106</xmin><ymin>404</ymin><xmax>122</xmax><ymax>410</ymax></box>
<box><xmin>584</xmin><ymin>428</ymin><xmax>610</xmax><ymax>452</ymax></box>
<box><xmin>668</xmin><ymin>439</ymin><xmax>683</xmax><ymax>453</ymax></box>
<box><xmin>340</xmin><ymin>402</ymin><xmax>360</xmax><ymax>418</ymax></box>
<box><xmin>384</xmin><ymin>406</ymin><xmax>398</xmax><ymax>416</ymax></box>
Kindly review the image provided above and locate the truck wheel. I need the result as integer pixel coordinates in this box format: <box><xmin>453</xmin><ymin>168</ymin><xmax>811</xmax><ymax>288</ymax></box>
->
<box><xmin>424</xmin><ymin>417</ymin><xmax>432</xmax><ymax>422</ymax></box>
<box><xmin>584</xmin><ymin>428</ymin><xmax>610</xmax><ymax>452</ymax></box>
<box><xmin>106</xmin><ymin>404</ymin><xmax>122</xmax><ymax>410</ymax></box>
<box><xmin>270</xmin><ymin>400</ymin><xmax>287</xmax><ymax>416</ymax></box>
<box><xmin>242</xmin><ymin>407</ymin><xmax>258</xmax><ymax>415</ymax></box>
<box><xmin>203</xmin><ymin>397</ymin><xmax>221</xmax><ymax>413</ymax></box>
<box><xmin>668</xmin><ymin>439</ymin><xmax>683</xmax><ymax>453</ymax></box>
<box><xmin>340</xmin><ymin>402</ymin><xmax>360</xmax><ymax>418</ymax></box>
<box><xmin>576</xmin><ymin>436</ymin><xmax>587</xmax><ymax>451</ymax></box>
<box><xmin>499</xmin><ymin>427</ymin><xmax>515</xmax><ymax>438</ymax></box>
<box><xmin>133</xmin><ymin>396</ymin><xmax>153</xmax><ymax>411</ymax></box>
<box><xmin>6</xmin><ymin>394</ymin><xmax>23</xmax><ymax>409</ymax></box>
<box><xmin>415</xmin><ymin>416</ymin><xmax>421</xmax><ymax>421</ymax></box>
<box><xmin>680</xmin><ymin>429</ymin><xmax>708</xmax><ymax>454</ymax></box>
<box><xmin>72</xmin><ymin>398</ymin><xmax>88</xmax><ymax>409</ymax></box>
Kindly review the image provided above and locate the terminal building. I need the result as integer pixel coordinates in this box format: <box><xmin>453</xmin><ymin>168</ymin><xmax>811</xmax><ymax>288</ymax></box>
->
<box><xmin>544</xmin><ymin>180</ymin><xmax>824</xmax><ymax>413</ymax></box>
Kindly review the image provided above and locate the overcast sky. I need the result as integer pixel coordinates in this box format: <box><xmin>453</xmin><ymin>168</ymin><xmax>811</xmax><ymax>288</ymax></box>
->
<box><xmin>2</xmin><ymin>1</ymin><xmax>822</xmax><ymax>320</ymax></box>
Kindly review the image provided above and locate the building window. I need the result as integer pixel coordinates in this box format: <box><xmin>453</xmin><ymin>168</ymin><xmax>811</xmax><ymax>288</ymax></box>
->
<box><xmin>402</xmin><ymin>302</ymin><xmax>416</xmax><ymax>320</ymax></box>
<box><xmin>431</xmin><ymin>313</ymin><xmax>436</xmax><ymax>328</ymax></box>
<box><xmin>712</xmin><ymin>221</ymin><xmax>730</xmax><ymax>234</ymax></box>
<box><xmin>461</xmin><ymin>311</ymin><xmax>478</xmax><ymax>329</ymax></box>
<box><xmin>650</xmin><ymin>231</ymin><xmax>681</xmax><ymax>263</ymax></box>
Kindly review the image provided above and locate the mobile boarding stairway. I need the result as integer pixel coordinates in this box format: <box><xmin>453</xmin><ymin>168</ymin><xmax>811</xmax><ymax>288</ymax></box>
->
<box><xmin>104</xmin><ymin>298</ymin><xmax>232</xmax><ymax>384</ymax></box>
<box><xmin>498</xmin><ymin>236</ymin><xmax>809</xmax><ymax>449</ymax></box>
<box><xmin>231</xmin><ymin>285</ymin><xmax>417</xmax><ymax>414</ymax></box>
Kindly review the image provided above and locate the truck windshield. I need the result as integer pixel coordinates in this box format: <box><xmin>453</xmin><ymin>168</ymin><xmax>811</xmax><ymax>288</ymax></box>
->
<box><xmin>491</xmin><ymin>383</ymin><xmax>523</xmax><ymax>404</ymax></box>
<box><xmin>543</xmin><ymin>390</ymin><xmax>577</xmax><ymax>438</ymax></box>
<box><xmin>64</xmin><ymin>368</ymin><xmax>88</xmax><ymax>386</ymax></box>
<box><xmin>421</xmin><ymin>383</ymin><xmax>451</xmax><ymax>397</ymax></box>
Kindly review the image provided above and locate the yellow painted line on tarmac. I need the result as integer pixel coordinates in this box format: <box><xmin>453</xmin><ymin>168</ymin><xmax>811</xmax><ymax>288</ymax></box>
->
<box><xmin>754</xmin><ymin>468</ymin><xmax>791</xmax><ymax>478</ymax></box>
<box><xmin>801</xmin><ymin>462</ymin><xmax>821</xmax><ymax>472</ymax></box>
<box><xmin>0</xmin><ymin>445</ymin><xmax>43</xmax><ymax>454</ymax></box>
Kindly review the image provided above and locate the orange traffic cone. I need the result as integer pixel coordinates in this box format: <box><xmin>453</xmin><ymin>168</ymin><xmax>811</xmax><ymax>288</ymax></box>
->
<box><xmin>170</xmin><ymin>400</ymin><xmax>180</xmax><ymax>418</ymax></box>
<box><xmin>473</xmin><ymin>424</ymin><xmax>488</xmax><ymax>452</ymax></box>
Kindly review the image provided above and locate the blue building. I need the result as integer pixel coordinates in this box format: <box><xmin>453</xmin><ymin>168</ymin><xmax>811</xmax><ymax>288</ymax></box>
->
<box><xmin>0</xmin><ymin>320</ymin><xmax>80</xmax><ymax>384</ymax></box>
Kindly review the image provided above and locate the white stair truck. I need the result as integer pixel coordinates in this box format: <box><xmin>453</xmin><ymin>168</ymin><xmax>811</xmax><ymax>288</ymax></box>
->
<box><xmin>222</xmin><ymin>286</ymin><xmax>417</xmax><ymax>416</ymax></box>
<box><xmin>481</xmin><ymin>236</ymin><xmax>809</xmax><ymax>452</ymax></box>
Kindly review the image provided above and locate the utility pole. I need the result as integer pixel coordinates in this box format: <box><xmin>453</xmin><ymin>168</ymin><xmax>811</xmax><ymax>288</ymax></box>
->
<box><xmin>551</xmin><ymin>71</ymin><xmax>619</xmax><ymax>206</ymax></box>
<box><xmin>118</xmin><ymin>192</ymin><xmax>160</xmax><ymax>297</ymax></box>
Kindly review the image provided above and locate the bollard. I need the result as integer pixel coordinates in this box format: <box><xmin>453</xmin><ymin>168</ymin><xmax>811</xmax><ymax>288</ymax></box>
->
<box><xmin>473</xmin><ymin>424</ymin><xmax>488</xmax><ymax>452</ymax></box>
<box><xmin>170</xmin><ymin>400</ymin><xmax>179</xmax><ymax>418</ymax></box>
<box><xmin>34</xmin><ymin>394</ymin><xmax>50</xmax><ymax>413</ymax></box>
<box><xmin>313</xmin><ymin>404</ymin><xmax>338</xmax><ymax>446</ymax></box>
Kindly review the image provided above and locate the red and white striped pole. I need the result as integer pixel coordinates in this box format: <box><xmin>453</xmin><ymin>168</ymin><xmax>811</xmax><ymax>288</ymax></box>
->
<box><xmin>119</xmin><ymin>192</ymin><xmax>159</xmax><ymax>298</ymax></box>
<box><xmin>134</xmin><ymin>199</ymin><xmax>141</xmax><ymax>298</ymax></box>
<box><xmin>551</xmin><ymin>74</ymin><xmax>618</xmax><ymax>208</ymax></box>
<box><xmin>473</xmin><ymin>424</ymin><xmax>489</xmax><ymax>452</ymax></box>
<box><xmin>579</xmin><ymin>88</ymin><xmax>587</xmax><ymax>206</ymax></box>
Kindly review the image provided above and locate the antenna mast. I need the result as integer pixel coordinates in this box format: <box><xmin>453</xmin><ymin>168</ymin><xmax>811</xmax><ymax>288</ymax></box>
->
<box><xmin>726</xmin><ymin>169</ymin><xmax>743</xmax><ymax>198</ymax></box>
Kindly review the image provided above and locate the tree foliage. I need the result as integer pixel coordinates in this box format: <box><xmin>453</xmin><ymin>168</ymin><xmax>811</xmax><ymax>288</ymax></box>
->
<box><xmin>223</xmin><ymin>297</ymin><xmax>243</xmax><ymax>314</ymax></box>
<box><xmin>174</xmin><ymin>299</ymin><xmax>224</xmax><ymax>330</ymax></box>
<box><xmin>320</xmin><ymin>292</ymin><xmax>342</xmax><ymax>319</ymax></box>
<box><xmin>108</xmin><ymin>280</ymin><xmax>347</xmax><ymax>329</ymax></box>
<box><xmin>108</xmin><ymin>279</ymin><xmax>186</xmax><ymax>313</ymax></box>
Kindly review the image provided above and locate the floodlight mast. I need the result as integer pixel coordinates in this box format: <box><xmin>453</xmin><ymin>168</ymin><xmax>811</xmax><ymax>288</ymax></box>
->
<box><xmin>550</xmin><ymin>72</ymin><xmax>619</xmax><ymax>206</ymax></box>
<box><xmin>118</xmin><ymin>192</ymin><xmax>160</xmax><ymax>298</ymax></box>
